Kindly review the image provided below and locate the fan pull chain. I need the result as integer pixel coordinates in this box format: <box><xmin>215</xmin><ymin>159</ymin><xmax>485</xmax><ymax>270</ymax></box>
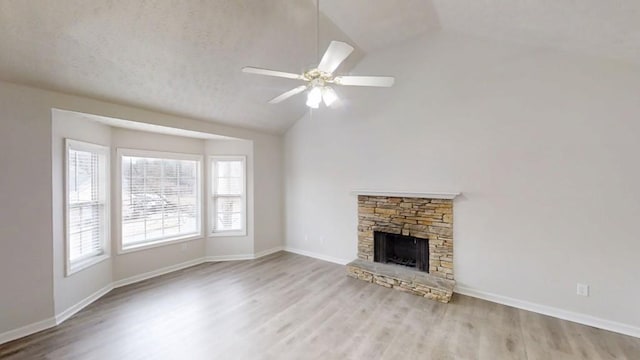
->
<box><xmin>316</xmin><ymin>0</ymin><xmax>320</xmax><ymax>64</ymax></box>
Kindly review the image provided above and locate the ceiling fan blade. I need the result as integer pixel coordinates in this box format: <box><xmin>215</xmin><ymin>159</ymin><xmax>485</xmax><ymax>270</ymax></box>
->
<box><xmin>268</xmin><ymin>85</ymin><xmax>308</xmax><ymax>104</ymax></box>
<box><xmin>334</xmin><ymin>76</ymin><xmax>395</xmax><ymax>87</ymax></box>
<box><xmin>242</xmin><ymin>67</ymin><xmax>303</xmax><ymax>80</ymax></box>
<box><xmin>317</xmin><ymin>41</ymin><xmax>354</xmax><ymax>74</ymax></box>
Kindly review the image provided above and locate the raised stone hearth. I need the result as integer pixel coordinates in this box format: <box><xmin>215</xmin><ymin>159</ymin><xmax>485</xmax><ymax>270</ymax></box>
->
<box><xmin>347</xmin><ymin>259</ymin><xmax>455</xmax><ymax>302</ymax></box>
<box><xmin>347</xmin><ymin>193</ymin><xmax>457</xmax><ymax>303</ymax></box>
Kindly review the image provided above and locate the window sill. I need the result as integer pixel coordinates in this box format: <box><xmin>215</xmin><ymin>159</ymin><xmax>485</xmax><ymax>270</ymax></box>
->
<box><xmin>209</xmin><ymin>230</ymin><xmax>247</xmax><ymax>238</ymax></box>
<box><xmin>118</xmin><ymin>233</ymin><xmax>203</xmax><ymax>254</ymax></box>
<box><xmin>66</xmin><ymin>254</ymin><xmax>110</xmax><ymax>277</ymax></box>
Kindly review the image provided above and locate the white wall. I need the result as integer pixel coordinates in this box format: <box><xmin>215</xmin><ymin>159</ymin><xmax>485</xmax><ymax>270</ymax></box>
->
<box><xmin>51</xmin><ymin>113</ymin><xmax>113</xmax><ymax>316</ymax></box>
<box><xmin>284</xmin><ymin>32</ymin><xmax>640</xmax><ymax>331</ymax></box>
<box><xmin>0</xmin><ymin>80</ymin><xmax>284</xmax><ymax>337</ymax></box>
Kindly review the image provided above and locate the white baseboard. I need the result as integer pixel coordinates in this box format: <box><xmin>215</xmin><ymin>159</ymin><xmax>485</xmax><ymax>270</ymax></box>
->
<box><xmin>4</xmin><ymin>255</ymin><xmax>638</xmax><ymax>346</ymax></box>
<box><xmin>205</xmin><ymin>246</ymin><xmax>284</xmax><ymax>262</ymax></box>
<box><xmin>1</xmin><ymin>285</ymin><xmax>114</xmax><ymax>345</ymax></box>
<box><xmin>283</xmin><ymin>247</ymin><xmax>351</xmax><ymax>265</ymax></box>
<box><xmin>55</xmin><ymin>284</ymin><xmax>114</xmax><ymax>324</ymax></box>
<box><xmin>113</xmin><ymin>257</ymin><xmax>206</xmax><ymax>288</ymax></box>
<box><xmin>455</xmin><ymin>285</ymin><xmax>640</xmax><ymax>339</ymax></box>
<box><xmin>253</xmin><ymin>246</ymin><xmax>284</xmax><ymax>258</ymax></box>
<box><xmin>205</xmin><ymin>253</ymin><xmax>255</xmax><ymax>262</ymax></box>
<box><xmin>2</xmin><ymin>251</ymin><xmax>290</xmax><ymax>346</ymax></box>
<box><xmin>0</xmin><ymin>317</ymin><xmax>56</xmax><ymax>345</ymax></box>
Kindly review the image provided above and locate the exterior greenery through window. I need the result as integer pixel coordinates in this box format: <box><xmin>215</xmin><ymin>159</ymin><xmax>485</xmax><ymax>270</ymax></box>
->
<box><xmin>120</xmin><ymin>150</ymin><xmax>201</xmax><ymax>250</ymax></box>
<box><xmin>66</xmin><ymin>139</ymin><xmax>109</xmax><ymax>275</ymax></box>
<box><xmin>211</xmin><ymin>156</ymin><xmax>246</xmax><ymax>236</ymax></box>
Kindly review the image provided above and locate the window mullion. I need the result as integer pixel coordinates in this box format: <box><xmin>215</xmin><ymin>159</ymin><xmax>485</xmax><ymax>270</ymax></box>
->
<box><xmin>143</xmin><ymin>159</ymin><xmax>147</xmax><ymax>241</ymax></box>
<box><xmin>177</xmin><ymin>161</ymin><xmax>181</xmax><ymax>233</ymax></box>
<box><xmin>161</xmin><ymin>160</ymin><xmax>165</xmax><ymax>237</ymax></box>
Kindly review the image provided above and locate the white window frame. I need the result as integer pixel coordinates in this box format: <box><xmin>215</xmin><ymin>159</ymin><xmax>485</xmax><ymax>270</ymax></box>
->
<box><xmin>117</xmin><ymin>148</ymin><xmax>203</xmax><ymax>253</ymax></box>
<box><xmin>209</xmin><ymin>155</ymin><xmax>247</xmax><ymax>237</ymax></box>
<box><xmin>65</xmin><ymin>139</ymin><xmax>110</xmax><ymax>276</ymax></box>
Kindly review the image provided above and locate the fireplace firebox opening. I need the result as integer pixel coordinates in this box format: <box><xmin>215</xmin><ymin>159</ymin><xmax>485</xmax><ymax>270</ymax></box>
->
<box><xmin>374</xmin><ymin>231</ymin><xmax>429</xmax><ymax>272</ymax></box>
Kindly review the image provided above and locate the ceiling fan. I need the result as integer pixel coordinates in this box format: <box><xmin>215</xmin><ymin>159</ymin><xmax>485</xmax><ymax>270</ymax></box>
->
<box><xmin>241</xmin><ymin>1</ymin><xmax>394</xmax><ymax>109</ymax></box>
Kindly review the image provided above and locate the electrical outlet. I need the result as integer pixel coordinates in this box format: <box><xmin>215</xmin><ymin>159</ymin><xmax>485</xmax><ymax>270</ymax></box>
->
<box><xmin>320</xmin><ymin>236</ymin><xmax>325</xmax><ymax>244</ymax></box>
<box><xmin>180</xmin><ymin>243</ymin><xmax>188</xmax><ymax>251</ymax></box>
<box><xmin>304</xmin><ymin>235</ymin><xmax>309</xmax><ymax>242</ymax></box>
<box><xmin>577</xmin><ymin>283</ymin><xmax>589</xmax><ymax>297</ymax></box>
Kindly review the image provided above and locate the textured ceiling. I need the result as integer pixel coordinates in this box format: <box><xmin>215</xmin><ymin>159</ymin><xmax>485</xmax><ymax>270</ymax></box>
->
<box><xmin>1</xmin><ymin>1</ymin><xmax>639</xmax><ymax>133</ymax></box>
<box><xmin>0</xmin><ymin>0</ymin><xmax>365</xmax><ymax>133</ymax></box>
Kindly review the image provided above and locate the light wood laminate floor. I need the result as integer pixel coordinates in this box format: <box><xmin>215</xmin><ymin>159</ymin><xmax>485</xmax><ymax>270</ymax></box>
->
<box><xmin>1</xmin><ymin>252</ymin><xmax>639</xmax><ymax>359</ymax></box>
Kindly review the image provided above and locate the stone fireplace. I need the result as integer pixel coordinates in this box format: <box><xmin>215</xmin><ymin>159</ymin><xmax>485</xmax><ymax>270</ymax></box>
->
<box><xmin>346</xmin><ymin>192</ymin><xmax>458</xmax><ymax>303</ymax></box>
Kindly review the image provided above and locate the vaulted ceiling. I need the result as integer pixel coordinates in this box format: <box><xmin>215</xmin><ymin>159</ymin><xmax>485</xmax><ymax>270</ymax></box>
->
<box><xmin>433</xmin><ymin>0</ymin><xmax>640</xmax><ymax>64</ymax></box>
<box><xmin>1</xmin><ymin>1</ymin><xmax>638</xmax><ymax>133</ymax></box>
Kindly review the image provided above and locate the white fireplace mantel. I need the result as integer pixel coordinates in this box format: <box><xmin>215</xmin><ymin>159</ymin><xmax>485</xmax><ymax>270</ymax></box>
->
<box><xmin>350</xmin><ymin>190</ymin><xmax>461</xmax><ymax>200</ymax></box>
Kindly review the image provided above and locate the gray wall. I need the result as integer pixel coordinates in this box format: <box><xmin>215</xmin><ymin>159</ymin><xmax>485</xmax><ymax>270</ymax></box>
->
<box><xmin>0</xmin><ymin>80</ymin><xmax>284</xmax><ymax>336</ymax></box>
<box><xmin>51</xmin><ymin>113</ymin><xmax>113</xmax><ymax>316</ymax></box>
<box><xmin>110</xmin><ymin>128</ymin><xmax>207</xmax><ymax>281</ymax></box>
<box><xmin>0</xmin><ymin>83</ymin><xmax>55</xmax><ymax>333</ymax></box>
<box><xmin>205</xmin><ymin>139</ymin><xmax>255</xmax><ymax>257</ymax></box>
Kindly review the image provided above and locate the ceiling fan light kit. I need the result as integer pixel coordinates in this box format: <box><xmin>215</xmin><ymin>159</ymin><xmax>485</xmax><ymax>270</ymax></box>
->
<box><xmin>241</xmin><ymin>1</ymin><xmax>394</xmax><ymax>109</ymax></box>
<box><xmin>321</xmin><ymin>87</ymin><xmax>338</xmax><ymax>106</ymax></box>
<box><xmin>306</xmin><ymin>86</ymin><xmax>322</xmax><ymax>108</ymax></box>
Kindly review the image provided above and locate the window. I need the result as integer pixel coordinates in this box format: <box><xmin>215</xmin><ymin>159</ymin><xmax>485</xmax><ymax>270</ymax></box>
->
<box><xmin>65</xmin><ymin>139</ymin><xmax>109</xmax><ymax>275</ymax></box>
<box><xmin>210</xmin><ymin>156</ymin><xmax>246</xmax><ymax>236</ymax></box>
<box><xmin>120</xmin><ymin>149</ymin><xmax>202</xmax><ymax>251</ymax></box>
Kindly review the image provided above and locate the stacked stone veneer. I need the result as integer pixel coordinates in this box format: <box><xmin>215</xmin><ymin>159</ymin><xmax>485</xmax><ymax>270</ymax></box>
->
<box><xmin>347</xmin><ymin>195</ymin><xmax>455</xmax><ymax>303</ymax></box>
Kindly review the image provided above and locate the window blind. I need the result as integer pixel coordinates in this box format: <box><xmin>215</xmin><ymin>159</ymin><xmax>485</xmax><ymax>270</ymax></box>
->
<box><xmin>121</xmin><ymin>154</ymin><xmax>200</xmax><ymax>248</ymax></box>
<box><xmin>67</xmin><ymin>141</ymin><xmax>108</xmax><ymax>268</ymax></box>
